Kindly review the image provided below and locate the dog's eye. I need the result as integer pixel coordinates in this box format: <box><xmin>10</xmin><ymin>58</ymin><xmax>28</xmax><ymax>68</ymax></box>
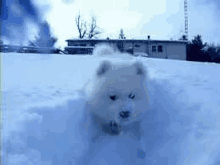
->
<box><xmin>109</xmin><ymin>95</ymin><xmax>118</xmax><ymax>101</ymax></box>
<box><xmin>128</xmin><ymin>93</ymin><xmax>135</xmax><ymax>99</ymax></box>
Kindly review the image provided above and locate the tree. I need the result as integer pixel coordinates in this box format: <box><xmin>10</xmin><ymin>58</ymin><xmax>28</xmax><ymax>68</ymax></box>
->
<box><xmin>0</xmin><ymin>39</ymin><xmax>3</xmax><ymax>45</ymax></box>
<box><xmin>28</xmin><ymin>38</ymin><xmax>38</xmax><ymax>47</ymax></box>
<box><xmin>204</xmin><ymin>43</ymin><xmax>220</xmax><ymax>63</ymax></box>
<box><xmin>119</xmin><ymin>29</ymin><xmax>125</xmax><ymax>39</ymax></box>
<box><xmin>75</xmin><ymin>13</ymin><xmax>101</xmax><ymax>39</ymax></box>
<box><xmin>29</xmin><ymin>21</ymin><xmax>57</xmax><ymax>47</ymax></box>
<box><xmin>191</xmin><ymin>35</ymin><xmax>207</xmax><ymax>51</ymax></box>
<box><xmin>75</xmin><ymin>13</ymin><xmax>87</xmax><ymax>39</ymax></box>
<box><xmin>179</xmin><ymin>35</ymin><xmax>187</xmax><ymax>41</ymax></box>
<box><xmin>214</xmin><ymin>45</ymin><xmax>220</xmax><ymax>63</ymax></box>
<box><xmin>187</xmin><ymin>35</ymin><xmax>208</xmax><ymax>62</ymax></box>
<box><xmin>88</xmin><ymin>16</ymin><xmax>101</xmax><ymax>39</ymax></box>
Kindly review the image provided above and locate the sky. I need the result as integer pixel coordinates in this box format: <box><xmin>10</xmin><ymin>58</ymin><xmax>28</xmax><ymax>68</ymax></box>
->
<box><xmin>1</xmin><ymin>0</ymin><xmax>220</xmax><ymax>48</ymax></box>
<box><xmin>2</xmin><ymin>52</ymin><xmax>220</xmax><ymax>164</ymax></box>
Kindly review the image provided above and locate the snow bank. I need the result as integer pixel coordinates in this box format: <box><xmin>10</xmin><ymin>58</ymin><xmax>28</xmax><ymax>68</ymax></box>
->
<box><xmin>2</xmin><ymin>53</ymin><xmax>220</xmax><ymax>165</ymax></box>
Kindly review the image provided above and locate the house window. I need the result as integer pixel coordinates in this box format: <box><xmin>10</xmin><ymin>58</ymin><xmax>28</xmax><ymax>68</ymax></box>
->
<box><xmin>152</xmin><ymin>46</ymin><xmax>156</xmax><ymax>52</ymax></box>
<box><xmin>158</xmin><ymin>45</ymin><xmax>163</xmax><ymax>52</ymax></box>
<box><xmin>135</xmin><ymin>44</ymin><xmax>140</xmax><ymax>47</ymax></box>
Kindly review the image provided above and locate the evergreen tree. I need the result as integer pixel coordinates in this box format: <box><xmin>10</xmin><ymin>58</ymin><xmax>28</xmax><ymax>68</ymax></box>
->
<box><xmin>29</xmin><ymin>21</ymin><xmax>57</xmax><ymax>47</ymax></box>
<box><xmin>187</xmin><ymin>35</ymin><xmax>209</xmax><ymax>62</ymax></box>
<box><xmin>179</xmin><ymin>35</ymin><xmax>187</xmax><ymax>41</ymax></box>
<box><xmin>205</xmin><ymin>43</ymin><xmax>220</xmax><ymax>63</ymax></box>
<box><xmin>119</xmin><ymin>29</ymin><xmax>125</xmax><ymax>39</ymax></box>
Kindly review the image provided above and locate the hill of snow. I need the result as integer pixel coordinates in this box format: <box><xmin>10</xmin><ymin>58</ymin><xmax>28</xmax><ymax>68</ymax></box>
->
<box><xmin>1</xmin><ymin>53</ymin><xmax>220</xmax><ymax>165</ymax></box>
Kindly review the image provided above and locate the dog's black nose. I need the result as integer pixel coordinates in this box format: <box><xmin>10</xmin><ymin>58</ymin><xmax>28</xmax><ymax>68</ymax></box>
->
<box><xmin>119</xmin><ymin>111</ymin><xmax>130</xmax><ymax>119</ymax></box>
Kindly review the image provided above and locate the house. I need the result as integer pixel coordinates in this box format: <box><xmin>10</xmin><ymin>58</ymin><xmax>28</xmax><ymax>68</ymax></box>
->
<box><xmin>65</xmin><ymin>36</ymin><xmax>187</xmax><ymax>60</ymax></box>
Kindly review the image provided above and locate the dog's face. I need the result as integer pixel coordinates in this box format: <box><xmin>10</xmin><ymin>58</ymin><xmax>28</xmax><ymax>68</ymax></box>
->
<box><xmin>87</xmin><ymin>60</ymin><xmax>150</xmax><ymax>126</ymax></box>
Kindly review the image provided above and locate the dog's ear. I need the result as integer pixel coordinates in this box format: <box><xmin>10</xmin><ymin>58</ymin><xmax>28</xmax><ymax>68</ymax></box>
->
<box><xmin>97</xmin><ymin>60</ymin><xmax>112</xmax><ymax>77</ymax></box>
<box><xmin>133</xmin><ymin>61</ymin><xmax>146</xmax><ymax>76</ymax></box>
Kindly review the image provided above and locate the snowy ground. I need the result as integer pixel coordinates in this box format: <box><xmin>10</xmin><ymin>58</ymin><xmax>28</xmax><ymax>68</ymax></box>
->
<box><xmin>1</xmin><ymin>53</ymin><xmax>220</xmax><ymax>165</ymax></box>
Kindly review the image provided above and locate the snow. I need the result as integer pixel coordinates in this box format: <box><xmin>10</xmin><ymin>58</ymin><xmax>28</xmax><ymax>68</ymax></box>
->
<box><xmin>1</xmin><ymin>53</ymin><xmax>220</xmax><ymax>165</ymax></box>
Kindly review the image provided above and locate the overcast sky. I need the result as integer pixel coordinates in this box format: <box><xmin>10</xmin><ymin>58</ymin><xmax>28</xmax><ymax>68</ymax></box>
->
<box><xmin>1</xmin><ymin>0</ymin><xmax>220</xmax><ymax>48</ymax></box>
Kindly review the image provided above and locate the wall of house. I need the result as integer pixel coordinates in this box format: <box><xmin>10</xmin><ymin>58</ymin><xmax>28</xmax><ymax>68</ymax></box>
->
<box><xmin>148</xmin><ymin>42</ymin><xmax>167</xmax><ymax>58</ymax></box>
<box><xmin>108</xmin><ymin>41</ymin><xmax>119</xmax><ymax>51</ymax></box>
<box><xmin>122</xmin><ymin>41</ymin><xmax>148</xmax><ymax>54</ymax></box>
<box><xmin>166</xmin><ymin>43</ymin><xmax>186</xmax><ymax>60</ymax></box>
<box><xmin>133</xmin><ymin>42</ymin><xmax>147</xmax><ymax>53</ymax></box>
<box><xmin>68</xmin><ymin>41</ymin><xmax>90</xmax><ymax>46</ymax></box>
<box><xmin>123</xmin><ymin>41</ymin><xmax>133</xmax><ymax>50</ymax></box>
<box><xmin>147</xmin><ymin>42</ymin><xmax>186</xmax><ymax>60</ymax></box>
<box><xmin>94</xmin><ymin>41</ymin><xmax>131</xmax><ymax>52</ymax></box>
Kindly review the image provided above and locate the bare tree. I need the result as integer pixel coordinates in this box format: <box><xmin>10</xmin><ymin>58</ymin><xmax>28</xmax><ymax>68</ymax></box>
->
<box><xmin>119</xmin><ymin>29</ymin><xmax>125</xmax><ymax>39</ymax></box>
<box><xmin>75</xmin><ymin>13</ymin><xmax>87</xmax><ymax>39</ymax></box>
<box><xmin>75</xmin><ymin>13</ymin><xmax>101</xmax><ymax>39</ymax></box>
<box><xmin>88</xmin><ymin>16</ymin><xmax>101</xmax><ymax>39</ymax></box>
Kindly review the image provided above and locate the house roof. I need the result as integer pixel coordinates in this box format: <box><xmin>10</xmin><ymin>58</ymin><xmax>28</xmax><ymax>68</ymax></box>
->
<box><xmin>65</xmin><ymin>39</ymin><xmax>188</xmax><ymax>44</ymax></box>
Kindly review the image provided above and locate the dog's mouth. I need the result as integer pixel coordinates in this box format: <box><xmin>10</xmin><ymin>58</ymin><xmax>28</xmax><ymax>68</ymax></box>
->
<box><xmin>102</xmin><ymin>121</ymin><xmax>122</xmax><ymax>136</ymax></box>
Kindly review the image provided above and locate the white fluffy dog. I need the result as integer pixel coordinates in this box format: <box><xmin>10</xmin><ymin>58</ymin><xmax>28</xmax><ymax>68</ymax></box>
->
<box><xmin>78</xmin><ymin>45</ymin><xmax>150</xmax><ymax>164</ymax></box>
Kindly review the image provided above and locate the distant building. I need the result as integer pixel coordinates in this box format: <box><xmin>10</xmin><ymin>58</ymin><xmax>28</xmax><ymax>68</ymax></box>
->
<box><xmin>65</xmin><ymin>36</ymin><xmax>187</xmax><ymax>60</ymax></box>
<box><xmin>0</xmin><ymin>44</ymin><xmax>20</xmax><ymax>52</ymax></box>
<box><xmin>0</xmin><ymin>44</ymin><xmax>60</xmax><ymax>54</ymax></box>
